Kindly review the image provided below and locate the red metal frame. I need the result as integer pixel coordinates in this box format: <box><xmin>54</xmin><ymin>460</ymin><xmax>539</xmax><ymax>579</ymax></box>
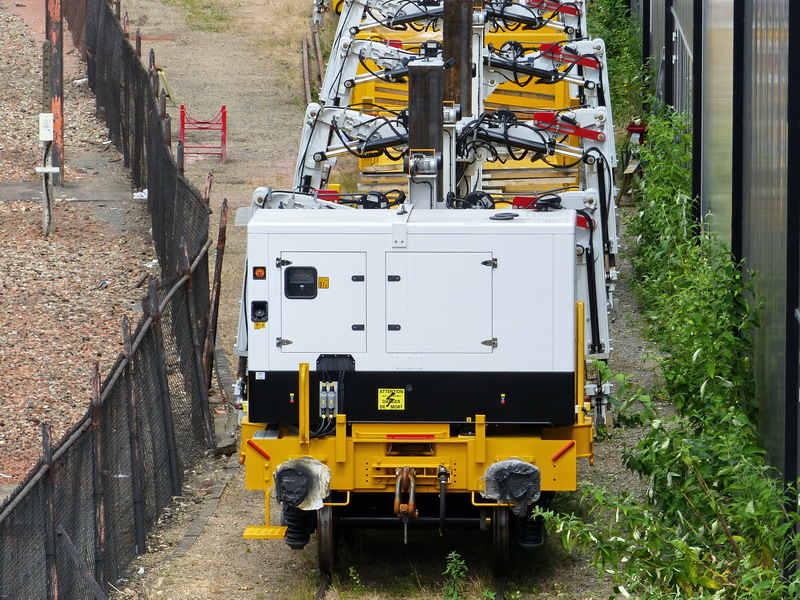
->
<box><xmin>179</xmin><ymin>105</ymin><xmax>227</xmax><ymax>163</ymax></box>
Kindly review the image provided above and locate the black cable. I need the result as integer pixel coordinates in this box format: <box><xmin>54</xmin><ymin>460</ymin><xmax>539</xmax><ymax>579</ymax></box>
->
<box><xmin>576</xmin><ymin>209</ymin><xmax>603</xmax><ymax>354</ymax></box>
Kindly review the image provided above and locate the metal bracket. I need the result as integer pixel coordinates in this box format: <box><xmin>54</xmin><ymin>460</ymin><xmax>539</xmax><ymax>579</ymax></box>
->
<box><xmin>276</xmin><ymin>338</ymin><xmax>293</xmax><ymax>347</ymax></box>
<box><xmin>276</xmin><ymin>258</ymin><xmax>292</xmax><ymax>268</ymax></box>
<box><xmin>481</xmin><ymin>258</ymin><xmax>497</xmax><ymax>268</ymax></box>
<box><xmin>481</xmin><ymin>338</ymin><xmax>498</xmax><ymax>348</ymax></box>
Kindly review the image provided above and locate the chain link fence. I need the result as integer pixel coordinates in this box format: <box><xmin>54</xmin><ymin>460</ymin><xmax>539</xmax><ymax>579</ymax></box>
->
<box><xmin>0</xmin><ymin>0</ymin><xmax>217</xmax><ymax>596</ymax></box>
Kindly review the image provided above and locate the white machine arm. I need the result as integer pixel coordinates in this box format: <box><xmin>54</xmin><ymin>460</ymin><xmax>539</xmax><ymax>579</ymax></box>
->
<box><xmin>294</xmin><ymin>103</ymin><xmax>409</xmax><ymax>190</ymax></box>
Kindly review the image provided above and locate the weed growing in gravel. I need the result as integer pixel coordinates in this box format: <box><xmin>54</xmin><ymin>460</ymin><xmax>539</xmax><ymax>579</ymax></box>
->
<box><xmin>164</xmin><ymin>0</ymin><xmax>230</xmax><ymax>31</ymax></box>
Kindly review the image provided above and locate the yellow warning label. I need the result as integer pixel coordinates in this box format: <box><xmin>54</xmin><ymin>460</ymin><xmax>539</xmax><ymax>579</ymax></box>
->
<box><xmin>318</xmin><ymin>277</ymin><xmax>329</xmax><ymax>289</ymax></box>
<box><xmin>254</xmin><ymin>322</ymin><xmax>266</xmax><ymax>329</ymax></box>
<box><xmin>378</xmin><ymin>388</ymin><xmax>405</xmax><ymax>410</ymax></box>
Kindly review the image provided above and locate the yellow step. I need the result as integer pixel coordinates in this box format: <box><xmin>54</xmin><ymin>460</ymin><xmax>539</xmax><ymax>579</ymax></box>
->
<box><xmin>243</xmin><ymin>526</ymin><xmax>288</xmax><ymax>540</ymax></box>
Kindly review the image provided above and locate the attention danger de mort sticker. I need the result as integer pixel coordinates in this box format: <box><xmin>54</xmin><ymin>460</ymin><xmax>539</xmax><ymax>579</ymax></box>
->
<box><xmin>377</xmin><ymin>388</ymin><xmax>405</xmax><ymax>410</ymax></box>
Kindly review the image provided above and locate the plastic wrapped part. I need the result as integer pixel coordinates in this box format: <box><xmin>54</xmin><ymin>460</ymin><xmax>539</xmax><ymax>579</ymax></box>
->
<box><xmin>481</xmin><ymin>459</ymin><xmax>541</xmax><ymax>517</ymax></box>
<box><xmin>273</xmin><ymin>457</ymin><xmax>331</xmax><ymax>511</ymax></box>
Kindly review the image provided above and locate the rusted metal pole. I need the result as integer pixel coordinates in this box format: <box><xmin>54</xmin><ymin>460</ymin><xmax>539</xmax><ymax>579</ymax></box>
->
<box><xmin>46</xmin><ymin>0</ymin><xmax>63</xmax><ymax>186</ymax></box>
<box><xmin>43</xmin><ymin>423</ymin><xmax>59</xmax><ymax>600</ymax></box>
<box><xmin>312</xmin><ymin>25</ymin><xmax>325</xmax><ymax>85</ymax></box>
<box><xmin>123</xmin><ymin>12</ymin><xmax>129</xmax><ymax>39</ymax></box>
<box><xmin>181</xmin><ymin>243</ymin><xmax>216</xmax><ymax>449</ymax></box>
<box><xmin>164</xmin><ymin>115</ymin><xmax>172</xmax><ymax>148</ymax></box>
<box><xmin>91</xmin><ymin>364</ymin><xmax>107</xmax><ymax>591</ymax></box>
<box><xmin>302</xmin><ymin>33</ymin><xmax>312</xmax><ymax>104</ymax></box>
<box><xmin>177</xmin><ymin>141</ymin><xmax>184</xmax><ymax>175</ymax></box>
<box><xmin>114</xmin><ymin>0</ymin><xmax>120</xmax><ymax>21</ymax></box>
<box><xmin>159</xmin><ymin>88</ymin><xmax>167</xmax><ymax>119</ymax></box>
<box><xmin>147</xmin><ymin>278</ymin><xmax>182</xmax><ymax>496</ymax></box>
<box><xmin>203</xmin><ymin>171</ymin><xmax>213</xmax><ymax>206</ymax></box>
<box><xmin>203</xmin><ymin>199</ymin><xmax>228</xmax><ymax>391</ymax></box>
<box><xmin>135</xmin><ymin>29</ymin><xmax>141</xmax><ymax>58</ymax></box>
<box><xmin>123</xmin><ymin>317</ymin><xmax>147</xmax><ymax>554</ymax></box>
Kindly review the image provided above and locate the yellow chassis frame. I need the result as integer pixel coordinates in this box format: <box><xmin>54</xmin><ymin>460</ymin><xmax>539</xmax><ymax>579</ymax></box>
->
<box><xmin>241</xmin><ymin>303</ymin><xmax>593</xmax><ymax>539</ymax></box>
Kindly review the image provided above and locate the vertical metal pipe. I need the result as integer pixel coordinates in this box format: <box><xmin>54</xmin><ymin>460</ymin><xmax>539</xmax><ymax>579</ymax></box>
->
<box><xmin>135</xmin><ymin>29</ymin><xmax>141</xmax><ymax>58</ymax></box>
<box><xmin>203</xmin><ymin>199</ymin><xmax>228</xmax><ymax>390</ymax></box>
<box><xmin>164</xmin><ymin>115</ymin><xmax>172</xmax><ymax>148</ymax></box>
<box><xmin>181</xmin><ymin>243</ymin><xmax>216</xmax><ymax>449</ymax></box>
<box><xmin>784</xmin><ymin>0</ymin><xmax>800</xmax><ymax>577</ymax></box>
<box><xmin>91</xmin><ymin>365</ymin><xmax>107</xmax><ymax>591</ymax></box>
<box><xmin>123</xmin><ymin>317</ymin><xmax>147</xmax><ymax>554</ymax></box>
<box><xmin>642</xmin><ymin>0</ymin><xmax>651</xmax><ymax>67</ymax></box>
<box><xmin>663</xmin><ymin>0</ymin><xmax>675</xmax><ymax>106</ymax></box>
<box><xmin>177</xmin><ymin>141</ymin><xmax>184</xmax><ymax>175</ymax></box>
<box><xmin>442</xmin><ymin>0</ymin><xmax>472</xmax><ymax>117</ymax></box>
<box><xmin>159</xmin><ymin>88</ymin><xmax>167</xmax><ymax>119</ymax></box>
<box><xmin>43</xmin><ymin>423</ymin><xmax>59</xmax><ymax>600</ymax></box>
<box><xmin>46</xmin><ymin>0</ymin><xmax>63</xmax><ymax>186</ymax></box>
<box><xmin>147</xmin><ymin>279</ymin><xmax>182</xmax><ymax>496</ymax></box>
<box><xmin>690</xmin><ymin>0</ymin><xmax>703</xmax><ymax>212</ymax></box>
<box><xmin>730</xmin><ymin>0</ymin><xmax>744</xmax><ymax>261</ymax></box>
<box><xmin>408</xmin><ymin>63</ymin><xmax>444</xmax><ymax>154</ymax></box>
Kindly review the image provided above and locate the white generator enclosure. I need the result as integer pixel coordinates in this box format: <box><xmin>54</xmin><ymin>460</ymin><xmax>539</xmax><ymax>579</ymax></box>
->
<box><xmin>238</xmin><ymin>207</ymin><xmax>583</xmax><ymax>426</ymax></box>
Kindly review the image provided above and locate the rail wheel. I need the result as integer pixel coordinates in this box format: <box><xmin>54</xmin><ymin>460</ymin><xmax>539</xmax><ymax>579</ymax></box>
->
<box><xmin>317</xmin><ymin>505</ymin><xmax>337</xmax><ymax>575</ymax></box>
<box><xmin>492</xmin><ymin>506</ymin><xmax>511</xmax><ymax>576</ymax></box>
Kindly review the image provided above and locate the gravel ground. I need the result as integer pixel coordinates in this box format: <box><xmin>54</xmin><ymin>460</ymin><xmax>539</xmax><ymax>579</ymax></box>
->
<box><xmin>0</xmin><ymin>7</ymin><xmax>158</xmax><ymax>484</ymax></box>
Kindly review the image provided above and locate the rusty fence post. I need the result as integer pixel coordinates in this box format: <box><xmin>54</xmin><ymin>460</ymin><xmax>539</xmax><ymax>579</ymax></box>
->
<box><xmin>123</xmin><ymin>12</ymin><xmax>129</xmax><ymax>38</ymax></box>
<box><xmin>114</xmin><ymin>0</ymin><xmax>120</xmax><ymax>21</ymax></box>
<box><xmin>135</xmin><ymin>29</ymin><xmax>141</xmax><ymax>58</ymax></box>
<box><xmin>43</xmin><ymin>423</ymin><xmax>59</xmax><ymax>600</ymax></box>
<box><xmin>46</xmin><ymin>0</ymin><xmax>63</xmax><ymax>186</ymax></box>
<box><xmin>181</xmin><ymin>242</ymin><xmax>216</xmax><ymax>448</ymax></box>
<box><xmin>123</xmin><ymin>317</ymin><xmax>147</xmax><ymax>554</ymax></box>
<box><xmin>203</xmin><ymin>171</ymin><xmax>213</xmax><ymax>206</ymax></box>
<box><xmin>204</xmin><ymin>199</ymin><xmax>228</xmax><ymax>391</ymax></box>
<box><xmin>164</xmin><ymin>115</ymin><xmax>172</xmax><ymax>149</ymax></box>
<box><xmin>90</xmin><ymin>364</ymin><xmax>107</xmax><ymax>591</ymax></box>
<box><xmin>177</xmin><ymin>141</ymin><xmax>184</xmax><ymax>175</ymax></box>
<box><xmin>159</xmin><ymin>88</ymin><xmax>167</xmax><ymax>120</ymax></box>
<box><xmin>147</xmin><ymin>278</ymin><xmax>182</xmax><ymax>496</ymax></box>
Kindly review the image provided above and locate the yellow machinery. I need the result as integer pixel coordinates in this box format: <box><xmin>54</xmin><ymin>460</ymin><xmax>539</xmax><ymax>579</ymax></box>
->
<box><xmin>236</xmin><ymin>0</ymin><xmax>616</xmax><ymax>580</ymax></box>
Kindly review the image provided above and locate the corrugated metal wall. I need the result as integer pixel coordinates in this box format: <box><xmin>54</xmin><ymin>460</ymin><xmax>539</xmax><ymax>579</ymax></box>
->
<box><xmin>699</xmin><ymin>0</ymin><xmax>733</xmax><ymax>243</ymax></box>
<box><xmin>740</xmin><ymin>0</ymin><xmax>791</xmax><ymax>473</ymax></box>
<box><xmin>630</xmin><ymin>0</ymin><xmax>799</xmax><ymax>480</ymax></box>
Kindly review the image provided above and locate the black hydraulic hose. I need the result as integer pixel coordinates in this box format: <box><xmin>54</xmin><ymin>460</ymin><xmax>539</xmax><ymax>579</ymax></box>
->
<box><xmin>577</xmin><ymin>210</ymin><xmax>603</xmax><ymax>354</ymax></box>
<box><xmin>438</xmin><ymin>467</ymin><xmax>448</xmax><ymax>535</ymax></box>
<box><xmin>596</xmin><ymin>154</ymin><xmax>611</xmax><ymax>254</ymax></box>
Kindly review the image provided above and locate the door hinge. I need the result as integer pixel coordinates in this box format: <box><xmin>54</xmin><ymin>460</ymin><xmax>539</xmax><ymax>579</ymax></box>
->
<box><xmin>481</xmin><ymin>258</ymin><xmax>497</xmax><ymax>268</ymax></box>
<box><xmin>481</xmin><ymin>338</ymin><xmax>498</xmax><ymax>348</ymax></box>
<box><xmin>276</xmin><ymin>258</ymin><xmax>292</xmax><ymax>268</ymax></box>
<box><xmin>276</xmin><ymin>337</ymin><xmax>293</xmax><ymax>347</ymax></box>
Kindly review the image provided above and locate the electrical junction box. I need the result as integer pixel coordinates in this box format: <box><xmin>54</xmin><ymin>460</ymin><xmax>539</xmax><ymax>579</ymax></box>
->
<box><xmin>238</xmin><ymin>207</ymin><xmax>580</xmax><ymax>425</ymax></box>
<box><xmin>39</xmin><ymin>113</ymin><xmax>54</xmax><ymax>142</ymax></box>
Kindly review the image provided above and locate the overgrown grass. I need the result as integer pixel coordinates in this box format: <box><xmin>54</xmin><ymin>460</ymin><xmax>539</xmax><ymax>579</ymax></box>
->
<box><xmin>539</xmin><ymin>99</ymin><xmax>800</xmax><ymax>600</ymax></box>
<box><xmin>164</xmin><ymin>0</ymin><xmax>230</xmax><ymax>32</ymax></box>
<box><xmin>531</xmin><ymin>5</ymin><xmax>800</xmax><ymax>597</ymax></box>
<box><xmin>587</xmin><ymin>0</ymin><xmax>649</xmax><ymax>130</ymax></box>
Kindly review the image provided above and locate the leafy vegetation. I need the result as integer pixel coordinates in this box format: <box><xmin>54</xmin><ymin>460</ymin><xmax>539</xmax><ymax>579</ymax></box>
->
<box><xmin>539</xmin><ymin>66</ymin><xmax>800</xmax><ymax>600</ymax></box>
<box><xmin>586</xmin><ymin>0</ymin><xmax>648</xmax><ymax>131</ymax></box>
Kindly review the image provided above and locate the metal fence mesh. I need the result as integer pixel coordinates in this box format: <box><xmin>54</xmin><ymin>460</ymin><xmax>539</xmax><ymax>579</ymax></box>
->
<box><xmin>0</xmin><ymin>0</ymin><xmax>215</xmax><ymax>595</ymax></box>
